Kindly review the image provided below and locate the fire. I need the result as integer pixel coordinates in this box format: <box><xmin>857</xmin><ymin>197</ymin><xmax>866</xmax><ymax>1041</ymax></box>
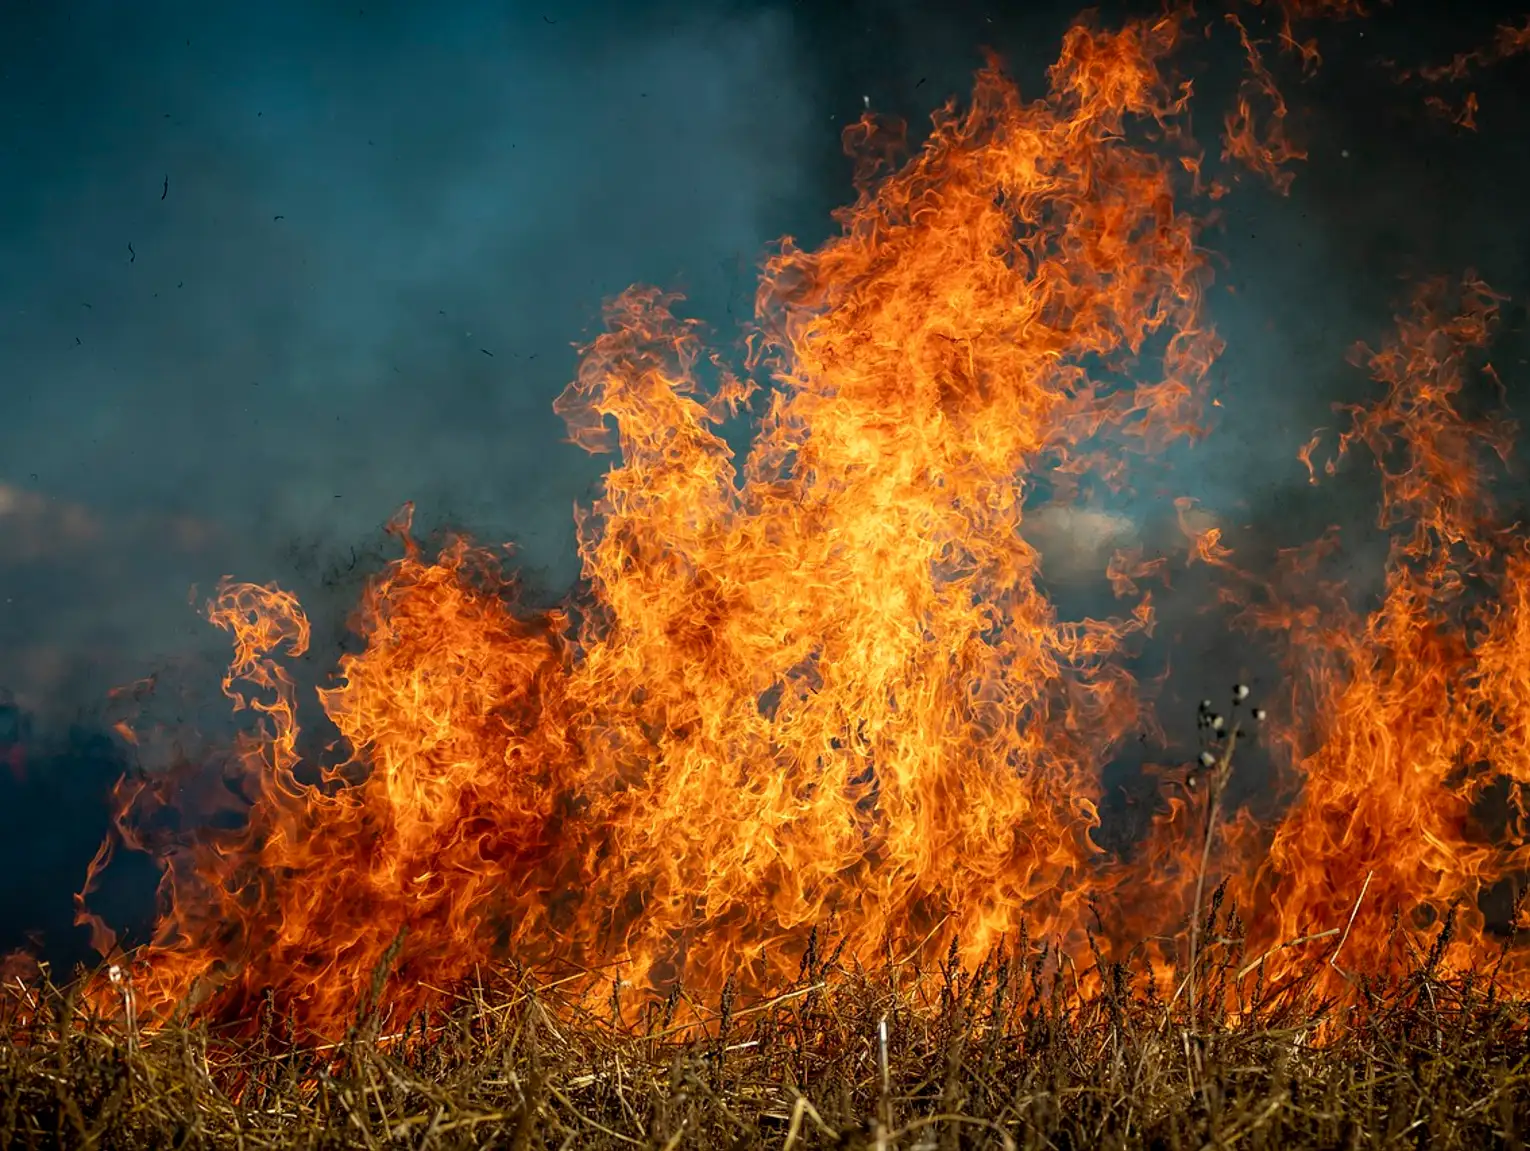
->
<box><xmin>1242</xmin><ymin>278</ymin><xmax>1530</xmax><ymax>990</ymax></box>
<box><xmin>57</xmin><ymin>6</ymin><xmax>1530</xmax><ymax>1038</ymax></box>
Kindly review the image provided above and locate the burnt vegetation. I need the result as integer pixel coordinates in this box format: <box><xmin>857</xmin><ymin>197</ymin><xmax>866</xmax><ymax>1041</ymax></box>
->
<box><xmin>3</xmin><ymin>899</ymin><xmax>1529</xmax><ymax>1149</ymax></box>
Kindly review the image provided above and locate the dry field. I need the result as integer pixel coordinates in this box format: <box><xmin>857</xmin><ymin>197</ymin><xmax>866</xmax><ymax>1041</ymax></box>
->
<box><xmin>3</xmin><ymin>911</ymin><xmax>1527</xmax><ymax>1150</ymax></box>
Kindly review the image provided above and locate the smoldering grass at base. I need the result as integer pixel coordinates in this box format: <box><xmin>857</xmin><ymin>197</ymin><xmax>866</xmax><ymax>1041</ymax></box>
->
<box><xmin>3</xmin><ymin>907</ymin><xmax>1527</xmax><ymax>1150</ymax></box>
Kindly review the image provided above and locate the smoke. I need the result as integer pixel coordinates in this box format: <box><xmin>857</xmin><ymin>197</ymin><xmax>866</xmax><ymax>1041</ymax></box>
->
<box><xmin>0</xmin><ymin>0</ymin><xmax>819</xmax><ymax>963</ymax></box>
<box><xmin>0</xmin><ymin>0</ymin><xmax>814</xmax><ymax>717</ymax></box>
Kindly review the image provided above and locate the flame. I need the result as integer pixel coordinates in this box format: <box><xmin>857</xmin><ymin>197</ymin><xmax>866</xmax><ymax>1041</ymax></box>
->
<box><xmin>1127</xmin><ymin>277</ymin><xmax>1530</xmax><ymax>1000</ymax></box>
<box><xmin>1244</xmin><ymin>278</ymin><xmax>1530</xmax><ymax>992</ymax></box>
<box><xmin>61</xmin><ymin>5</ymin><xmax>1530</xmax><ymax>1038</ymax></box>
<box><xmin>1404</xmin><ymin>16</ymin><xmax>1530</xmax><ymax>85</ymax></box>
<box><xmin>1222</xmin><ymin>13</ymin><xmax>1307</xmax><ymax>193</ymax></box>
<box><xmin>1390</xmin><ymin>14</ymin><xmax>1530</xmax><ymax>125</ymax></box>
<box><xmin>78</xmin><ymin>12</ymin><xmax>1227</xmax><ymax>1034</ymax></box>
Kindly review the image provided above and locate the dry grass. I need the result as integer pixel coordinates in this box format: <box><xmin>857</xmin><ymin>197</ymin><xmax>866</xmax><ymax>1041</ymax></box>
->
<box><xmin>2</xmin><ymin>906</ymin><xmax>1528</xmax><ymax>1151</ymax></box>
<box><xmin>6</xmin><ymin>707</ymin><xmax>1527</xmax><ymax>1147</ymax></box>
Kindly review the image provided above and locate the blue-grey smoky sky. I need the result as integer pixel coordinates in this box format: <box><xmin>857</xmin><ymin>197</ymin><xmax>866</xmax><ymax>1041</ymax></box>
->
<box><xmin>3</xmin><ymin>0</ymin><xmax>1527</xmax><ymax>724</ymax></box>
<box><xmin>0</xmin><ymin>0</ymin><xmax>831</xmax><ymax>717</ymax></box>
<box><xmin>3</xmin><ymin>0</ymin><xmax>1530</xmax><ymax>958</ymax></box>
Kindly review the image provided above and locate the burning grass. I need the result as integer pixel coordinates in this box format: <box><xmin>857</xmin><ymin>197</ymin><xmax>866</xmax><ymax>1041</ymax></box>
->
<box><xmin>4</xmin><ymin>911</ymin><xmax>1529</xmax><ymax>1150</ymax></box>
<box><xmin>66</xmin><ymin>7</ymin><xmax>1530</xmax><ymax>1041</ymax></box>
<box><xmin>10</xmin><ymin>5</ymin><xmax>1530</xmax><ymax>1145</ymax></box>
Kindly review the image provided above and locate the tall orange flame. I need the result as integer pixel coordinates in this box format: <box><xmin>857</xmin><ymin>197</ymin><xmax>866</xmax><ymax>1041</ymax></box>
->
<box><xmin>65</xmin><ymin>7</ymin><xmax>1530</xmax><ymax>1038</ymax></box>
<box><xmin>1246</xmin><ymin>278</ymin><xmax>1528</xmax><ymax>993</ymax></box>
<box><xmin>78</xmin><ymin>12</ymin><xmax>1222</xmax><ymax>1032</ymax></box>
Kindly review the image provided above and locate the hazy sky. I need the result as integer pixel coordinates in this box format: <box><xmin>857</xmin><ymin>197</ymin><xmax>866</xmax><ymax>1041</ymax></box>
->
<box><xmin>3</xmin><ymin>0</ymin><xmax>1529</xmax><ymax>959</ymax></box>
<box><xmin>0</xmin><ymin>0</ymin><xmax>823</xmax><ymax>716</ymax></box>
<box><xmin>3</xmin><ymin>0</ymin><xmax>1526</xmax><ymax>716</ymax></box>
